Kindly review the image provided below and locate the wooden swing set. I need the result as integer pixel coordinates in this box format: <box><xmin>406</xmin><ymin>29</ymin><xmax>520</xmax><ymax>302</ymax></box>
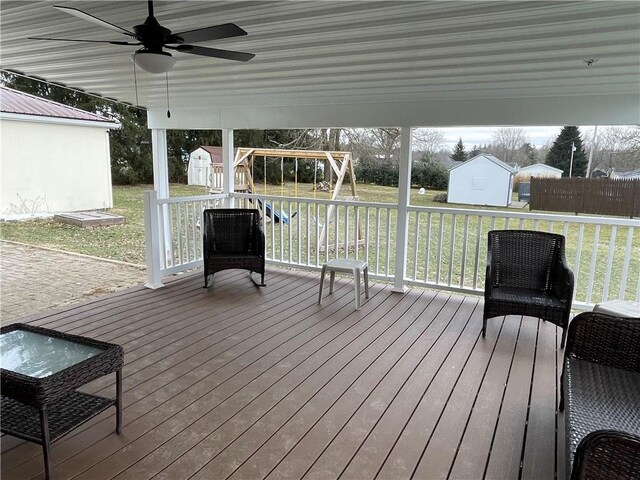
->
<box><xmin>209</xmin><ymin>147</ymin><xmax>362</xmax><ymax>249</ymax></box>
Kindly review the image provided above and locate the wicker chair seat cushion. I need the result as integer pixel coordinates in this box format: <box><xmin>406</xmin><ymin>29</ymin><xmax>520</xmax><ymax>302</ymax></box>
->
<box><xmin>565</xmin><ymin>358</ymin><xmax>640</xmax><ymax>466</ymax></box>
<box><xmin>488</xmin><ymin>286</ymin><xmax>565</xmax><ymax>308</ymax></box>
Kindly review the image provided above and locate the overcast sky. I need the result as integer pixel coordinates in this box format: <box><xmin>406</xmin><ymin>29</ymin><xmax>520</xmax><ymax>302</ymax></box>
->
<box><xmin>435</xmin><ymin>126</ymin><xmax>563</xmax><ymax>149</ymax></box>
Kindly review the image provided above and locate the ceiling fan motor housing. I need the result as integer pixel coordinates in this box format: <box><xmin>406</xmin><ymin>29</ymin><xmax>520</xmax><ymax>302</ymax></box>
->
<box><xmin>134</xmin><ymin>16</ymin><xmax>183</xmax><ymax>53</ymax></box>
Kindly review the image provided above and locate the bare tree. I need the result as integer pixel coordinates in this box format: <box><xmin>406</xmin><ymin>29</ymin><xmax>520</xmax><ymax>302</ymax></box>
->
<box><xmin>345</xmin><ymin>128</ymin><xmax>401</xmax><ymax>163</ymax></box>
<box><xmin>492</xmin><ymin>127</ymin><xmax>528</xmax><ymax>163</ymax></box>
<box><xmin>413</xmin><ymin>128</ymin><xmax>446</xmax><ymax>158</ymax></box>
<box><xmin>586</xmin><ymin>126</ymin><xmax>640</xmax><ymax>173</ymax></box>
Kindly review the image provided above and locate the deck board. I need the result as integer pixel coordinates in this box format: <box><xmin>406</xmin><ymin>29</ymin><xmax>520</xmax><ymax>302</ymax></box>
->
<box><xmin>0</xmin><ymin>267</ymin><xmax>564</xmax><ymax>480</ymax></box>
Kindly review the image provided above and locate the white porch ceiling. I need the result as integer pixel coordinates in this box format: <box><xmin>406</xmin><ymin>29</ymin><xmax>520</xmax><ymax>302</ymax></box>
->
<box><xmin>1</xmin><ymin>1</ymin><xmax>639</xmax><ymax>128</ymax></box>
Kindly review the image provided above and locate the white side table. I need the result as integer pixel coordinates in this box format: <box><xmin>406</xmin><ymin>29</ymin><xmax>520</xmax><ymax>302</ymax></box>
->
<box><xmin>318</xmin><ymin>259</ymin><xmax>369</xmax><ymax>310</ymax></box>
<box><xmin>593</xmin><ymin>300</ymin><xmax>640</xmax><ymax>317</ymax></box>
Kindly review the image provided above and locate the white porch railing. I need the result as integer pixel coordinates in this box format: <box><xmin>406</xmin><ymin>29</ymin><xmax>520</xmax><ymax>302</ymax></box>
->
<box><xmin>144</xmin><ymin>190</ymin><xmax>640</xmax><ymax>308</ymax></box>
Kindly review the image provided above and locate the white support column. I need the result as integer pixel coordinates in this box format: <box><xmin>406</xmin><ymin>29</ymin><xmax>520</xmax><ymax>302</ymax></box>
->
<box><xmin>143</xmin><ymin>190</ymin><xmax>164</xmax><ymax>288</ymax></box>
<box><xmin>222</xmin><ymin>128</ymin><xmax>235</xmax><ymax>207</ymax></box>
<box><xmin>152</xmin><ymin>129</ymin><xmax>170</xmax><ymax>197</ymax></box>
<box><xmin>393</xmin><ymin>127</ymin><xmax>413</xmax><ymax>293</ymax></box>
<box><xmin>151</xmin><ymin>128</ymin><xmax>172</xmax><ymax>267</ymax></box>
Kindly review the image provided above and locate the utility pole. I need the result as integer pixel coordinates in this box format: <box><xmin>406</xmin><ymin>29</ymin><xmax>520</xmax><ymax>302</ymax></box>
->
<box><xmin>568</xmin><ymin>141</ymin><xmax>576</xmax><ymax>178</ymax></box>
<box><xmin>586</xmin><ymin>125</ymin><xmax>598</xmax><ymax>178</ymax></box>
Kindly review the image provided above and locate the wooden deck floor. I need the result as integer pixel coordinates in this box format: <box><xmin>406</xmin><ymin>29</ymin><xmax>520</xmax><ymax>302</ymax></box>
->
<box><xmin>1</xmin><ymin>268</ymin><xmax>566</xmax><ymax>480</ymax></box>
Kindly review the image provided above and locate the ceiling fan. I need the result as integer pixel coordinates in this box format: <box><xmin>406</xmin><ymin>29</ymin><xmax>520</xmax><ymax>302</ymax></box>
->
<box><xmin>29</xmin><ymin>1</ymin><xmax>255</xmax><ymax>74</ymax></box>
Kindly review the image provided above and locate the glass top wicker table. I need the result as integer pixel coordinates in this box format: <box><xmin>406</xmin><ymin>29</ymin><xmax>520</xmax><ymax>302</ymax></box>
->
<box><xmin>1</xmin><ymin>323</ymin><xmax>124</xmax><ymax>480</ymax></box>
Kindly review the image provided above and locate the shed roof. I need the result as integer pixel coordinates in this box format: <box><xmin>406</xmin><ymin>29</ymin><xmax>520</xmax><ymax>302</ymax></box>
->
<box><xmin>517</xmin><ymin>163</ymin><xmax>564</xmax><ymax>174</ymax></box>
<box><xmin>450</xmin><ymin>154</ymin><xmax>516</xmax><ymax>174</ymax></box>
<box><xmin>0</xmin><ymin>86</ymin><xmax>115</xmax><ymax>124</ymax></box>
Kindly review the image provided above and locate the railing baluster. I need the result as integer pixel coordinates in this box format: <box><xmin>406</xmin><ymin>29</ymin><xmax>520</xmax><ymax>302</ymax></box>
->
<box><xmin>176</xmin><ymin>203</ymin><xmax>183</xmax><ymax>266</ymax></box>
<box><xmin>473</xmin><ymin>216</ymin><xmax>483</xmax><ymax>289</ymax></box>
<box><xmin>297</xmin><ymin>201</ymin><xmax>302</xmax><ymax>265</ymax></box>
<box><xmin>344</xmin><ymin>205</ymin><xmax>350</xmax><ymax>258</ymax></box>
<box><xmin>461</xmin><ymin>215</ymin><xmax>469</xmax><ymax>287</ymax></box>
<box><xmin>436</xmin><ymin>213</ymin><xmax>444</xmax><ymax>284</ymax></box>
<box><xmin>375</xmin><ymin>208</ymin><xmax>381</xmax><ymax>275</ymax></box>
<box><xmin>325</xmin><ymin>203</ymin><xmax>330</xmax><ymax>263</ymax></box>
<box><xmin>365</xmin><ymin>207</ymin><xmax>371</xmax><ymax>269</ymax></box>
<box><xmin>279</xmin><ymin>199</ymin><xmax>284</xmax><ymax>262</ymax></box>
<box><xmin>602</xmin><ymin>226</ymin><xmax>617</xmax><ymax>302</ymax></box>
<box><xmin>315</xmin><ymin>203</ymin><xmax>320</xmax><ymax>267</ymax></box>
<box><xmin>573</xmin><ymin>224</ymin><xmax>584</xmax><ymax>302</ymax></box>
<box><xmin>412</xmin><ymin>211</ymin><xmax>420</xmax><ymax>281</ymax></box>
<box><xmin>270</xmin><ymin>197</ymin><xmax>275</xmax><ymax>261</ymax></box>
<box><xmin>448</xmin><ymin>214</ymin><xmax>456</xmax><ymax>286</ymax></box>
<box><xmin>619</xmin><ymin>227</ymin><xmax>633</xmax><ymax>300</ymax></box>
<box><xmin>586</xmin><ymin>225</ymin><xmax>601</xmax><ymax>304</ymax></box>
<box><xmin>287</xmin><ymin>201</ymin><xmax>292</xmax><ymax>263</ymax></box>
<box><xmin>424</xmin><ymin>212</ymin><xmax>432</xmax><ymax>283</ymax></box>
<box><xmin>386</xmin><ymin>208</ymin><xmax>392</xmax><ymax>275</ymax></box>
<box><xmin>354</xmin><ymin>207</ymin><xmax>360</xmax><ymax>261</ymax></box>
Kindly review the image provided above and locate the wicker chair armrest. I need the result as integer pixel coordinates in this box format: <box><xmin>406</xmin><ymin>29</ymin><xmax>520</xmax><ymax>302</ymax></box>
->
<box><xmin>484</xmin><ymin>263</ymin><xmax>492</xmax><ymax>298</ymax></box>
<box><xmin>255</xmin><ymin>224</ymin><xmax>265</xmax><ymax>256</ymax></box>
<box><xmin>564</xmin><ymin>312</ymin><xmax>640</xmax><ymax>372</ymax></box>
<box><xmin>571</xmin><ymin>430</ymin><xmax>640</xmax><ymax>480</ymax></box>
<box><xmin>551</xmin><ymin>256</ymin><xmax>574</xmax><ymax>304</ymax></box>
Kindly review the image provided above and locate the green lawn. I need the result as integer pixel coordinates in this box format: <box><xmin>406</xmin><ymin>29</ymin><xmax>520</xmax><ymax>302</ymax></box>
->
<box><xmin>1</xmin><ymin>182</ymin><xmax>636</xmax><ymax>305</ymax></box>
<box><xmin>0</xmin><ymin>184</ymin><xmax>207</xmax><ymax>265</ymax></box>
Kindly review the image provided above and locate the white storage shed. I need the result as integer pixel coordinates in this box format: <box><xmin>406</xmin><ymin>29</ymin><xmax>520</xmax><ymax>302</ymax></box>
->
<box><xmin>187</xmin><ymin>146</ymin><xmax>223</xmax><ymax>187</ymax></box>
<box><xmin>0</xmin><ymin>86</ymin><xmax>119</xmax><ymax>218</ymax></box>
<box><xmin>515</xmin><ymin>163</ymin><xmax>563</xmax><ymax>180</ymax></box>
<box><xmin>447</xmin><ymin>154</ymin><xmax>515</xmax><ymax>207</ymax></box>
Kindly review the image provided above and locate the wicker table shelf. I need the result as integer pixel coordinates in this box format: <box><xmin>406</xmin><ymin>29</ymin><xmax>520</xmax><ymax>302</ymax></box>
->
<box><xmin>1</xmin><ymin>323</ymin><xmax>124</xmax><ymax>480</ymax></box>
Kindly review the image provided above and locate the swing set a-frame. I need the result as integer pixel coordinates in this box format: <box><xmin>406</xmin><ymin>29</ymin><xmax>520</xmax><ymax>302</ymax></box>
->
<box><xmin>209</xmin><ymin>147</ymin><xmax>362</xmax><ymax>250</ymax></box>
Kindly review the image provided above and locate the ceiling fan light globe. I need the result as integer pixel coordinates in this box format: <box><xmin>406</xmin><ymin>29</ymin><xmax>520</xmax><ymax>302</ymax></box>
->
<box><xmin>132</xmin><ymin>51</ymin><xmax>176</xmax><ymax>74</ymax></box>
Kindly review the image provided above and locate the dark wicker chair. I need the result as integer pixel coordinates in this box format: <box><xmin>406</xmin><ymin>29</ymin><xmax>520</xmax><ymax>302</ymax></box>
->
<box><xmin>559</xmin><ymin>312</ymin><xmax>640</xmax><ymax>480</ymax></box>
<box><xmin>483</xmin><ymin>230</ymin><xmax>574</xmax><ymax>347</ymax></box>
<box><xmin>203</xmin><ymin>208</ymin><xmax>265</xmax><ymax>287</ymax></box>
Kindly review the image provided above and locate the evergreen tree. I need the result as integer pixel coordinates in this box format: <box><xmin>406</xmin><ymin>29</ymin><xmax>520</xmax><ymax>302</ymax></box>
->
<box><xmin>468</xmin><ymin>145</ymin><xmax>481</xmax><ymax>158</ymax></box>
<box><xmin>545</xmin><ymin>126</ymin><xmax>587</xmax><ymax>177</ymax></box>
<box><xmin>451</xmin><ymin>138</ymin><xmax>467</xmax><ymax>162</ymax></box>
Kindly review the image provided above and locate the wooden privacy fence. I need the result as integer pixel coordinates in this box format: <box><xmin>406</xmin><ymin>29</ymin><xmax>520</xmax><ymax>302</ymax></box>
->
<box><xmin>530</xmin><ymin>177</ymin><xmax>640</xmax><ymax>218</ymax></box>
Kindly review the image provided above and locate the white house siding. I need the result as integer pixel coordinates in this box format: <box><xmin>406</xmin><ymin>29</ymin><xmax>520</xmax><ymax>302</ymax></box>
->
<box><xmin>447</xmin><ymin>156</ymin><xmax>513</xmax><ymax>207</ymax></box>
<box><xmin>1</xmin><ymin>119</ymin><xmax>113</xmax><ymax>216</ymax></box>
<box><xmin>515</xmin><ymin>163</ymin><xmax>563</xmax><ymax>179</ymax></box>
<box><xmin>187</xmin><ymin>147</ymin><xmax>211</xmax><ymax>186</ymax></box>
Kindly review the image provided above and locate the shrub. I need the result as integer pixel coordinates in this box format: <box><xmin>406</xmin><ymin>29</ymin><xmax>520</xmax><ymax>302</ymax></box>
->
<box><xmin>412</xmin><ymin>160</ymin><xmax>449</xmax><ymax>190</ymax></box>
<box><xmin>433</xmin><ymin>193</ymin><xmax>447</xmax><ymax>203</ymax></box>
<box><xmin>354</xmin><ymin>155</ymin><xmax>399</xmax><ymax>186</ymax></box>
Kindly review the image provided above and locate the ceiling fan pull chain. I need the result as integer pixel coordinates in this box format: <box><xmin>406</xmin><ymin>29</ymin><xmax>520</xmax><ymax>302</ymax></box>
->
<box><xmin>165</xmin><ymin>72</ymin><xmax>171</xmax><ymax>118</ymax></box>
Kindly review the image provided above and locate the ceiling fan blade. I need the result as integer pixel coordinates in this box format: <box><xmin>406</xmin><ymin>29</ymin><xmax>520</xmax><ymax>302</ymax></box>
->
<box><xmin>53</xmin><ymin>5</ymin><xmax>136</xmax><ymax>37</ymax></box>
<box><xmin>29</xmin><ymin>36</ymin><xmax>139</xmax><ymax>46</ymax></box>
<box><xmin>170</xmin><ymin>44</ymin><xmax>255</xmax><ymax>62</ymax></box>
<box><xmin>171</xmin><ymin>23</ymin><xmax>247</xmax><ymax>44</ymax></box>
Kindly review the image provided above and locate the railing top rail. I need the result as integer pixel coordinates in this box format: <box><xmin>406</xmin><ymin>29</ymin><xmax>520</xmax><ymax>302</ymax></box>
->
<box><xmin>407</xmin><ymin>204</ymin><xmax>640</xmax><ymax>227</ymax></box>
<box><xmin>232</xmin><ymin>192</ymin><xmax>395</xmax><ymax>209</ymax></box>
<box><xmin>153</xmin><ymin>191</ymin><xmax>639</xmax><ymax>227</ymax></box>
<box><xmin>157</xmin><ymin>193</ymin><xmax>227</xmax><ymax>204</ymax></box>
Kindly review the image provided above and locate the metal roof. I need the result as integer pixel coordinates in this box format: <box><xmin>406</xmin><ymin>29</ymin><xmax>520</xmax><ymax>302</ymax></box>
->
<box><xmin>450</xmin><ymin>153</ymin><xmax>516</xmax><ymax>173</ymax></box>
<box><xmin>0</xmin><ymin>86</ymin><xmax>116</xmax><ymax>124</ymax></box>
<box><xmin>1</xmin><ymin>1</ymin><xmax>638</xmax><ymax>128</ymax></box>
<box><xmin>517</xmin><ymin>163</ymin><xmax>564</xmax><ymax>173</ymax></box>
